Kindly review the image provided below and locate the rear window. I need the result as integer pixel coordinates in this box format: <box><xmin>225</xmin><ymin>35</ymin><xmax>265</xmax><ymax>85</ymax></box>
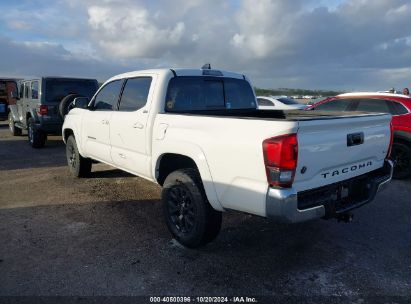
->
<box><xmin>45</xmin><ymin>79</ymin><xmax>98</xmax><ymax>103</ymax></box>
<box><xmin>165</xmin><ymin>76</ymin><xmax>256</xmax><ymax>112</ymax></box>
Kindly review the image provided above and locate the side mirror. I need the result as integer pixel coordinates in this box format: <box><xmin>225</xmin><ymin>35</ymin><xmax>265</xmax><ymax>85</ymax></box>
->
<box><xmin>71</xmin><ymin>97</ymin><xmax>89</xmax><ymax>110</ymax></box>
<box><xmin>10</xmin><ymin>91</ymin><xmax>19</xmax><ymax>100</ymax></box>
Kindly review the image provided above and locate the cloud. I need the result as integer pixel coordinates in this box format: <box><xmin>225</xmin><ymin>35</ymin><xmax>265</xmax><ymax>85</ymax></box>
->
<box><xmin>0</xmin><ymin>0</ymin><xmax>411</xmax><ymax>90</ymax></box>
<box><xmin>87</xmin><ymin>5</ymin><xmax>186</xmax><ymax>58</ymax></box>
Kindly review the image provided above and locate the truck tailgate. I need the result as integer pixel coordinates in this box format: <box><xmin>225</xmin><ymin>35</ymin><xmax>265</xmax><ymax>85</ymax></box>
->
<box><xmin>294</xmin><ymin>113</ymin><xmax>391</xmax><ymax>192</ymax></box>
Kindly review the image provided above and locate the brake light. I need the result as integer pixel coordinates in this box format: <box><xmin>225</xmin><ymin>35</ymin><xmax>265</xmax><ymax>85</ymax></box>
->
<box><xmin>38</xmin><ymin>105</ymin><xmax>48</xmax><ymax>116</ymax></box>
<box><xmin>386</xmin><ymin>121</ymin><xmax>394</xmax><ymax>159</ymax></box>
<box><xmin>263</xmin><ymin>134</ymin><xmax>298</xmax><ymax>188</ymax></box>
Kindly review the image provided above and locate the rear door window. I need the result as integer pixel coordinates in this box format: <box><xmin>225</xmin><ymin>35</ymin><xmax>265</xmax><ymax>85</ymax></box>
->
<box><xmin>31</xmin><ymin>81</ymin><xmax>39</xmax><ymax>100</ymax></box>
<box><xmin>24</xmin><ymin>83</ymin><xmax>29</xmax><ymax>99</ymax></box>
<box><xmin>354</xmin><ymin>99</ymin><xmax>390</xmax><ymax>113</ymax></box>
<box><xmin>165</xmin><ymin>76</ymin><xmax>256</xmax><ymax>112</ymax></box>
<box><xmin>118</xmin><ymin>77</ymin><xmax>152</xmax><ymax>112</ymax></box>
<box><xmin>313</xmin><ymin>99</ymin><xmax>352</xmax><ymax>111</ymax></box>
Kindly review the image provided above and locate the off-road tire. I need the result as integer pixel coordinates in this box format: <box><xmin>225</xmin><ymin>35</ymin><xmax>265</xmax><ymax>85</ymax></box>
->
<box><xmin>66</xmin><ymin>135</ymin><xmax>92</xmax><ymax>177</ymax></box>
<box><xmin>392</xmin><ymin>142</ymin><xmax>411</xmax><ymax>179</ymax></box>
<box><xmin>27</xmin><ymin>117</ymin><xmax>46</xmax><ymax>148</ymax></box>
<box><xmin>8</xmin><ymin>112</ymin><xmax>22</xmax><ymax>136</ymax></box>
<box><xmin>162</xmin><ymin>168</ymin><xmax>222</xmax><ymax>248</ymax></box>
<box><xmin>59</xmin><ymin>94</ymin><xmax>81</xmax><ymax>118</ymax></box>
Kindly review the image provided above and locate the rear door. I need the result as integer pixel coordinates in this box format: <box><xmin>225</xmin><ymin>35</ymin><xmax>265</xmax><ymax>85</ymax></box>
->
<box><xmin>294</xmin><ymin>113</ymin><xmax>391</xmax><ymax>192</ymax></box>
<box><xmin>109</xmin><ymin>75</ymin><xmax>155</xmax><ymax>178</ymax></box>
<box><xmin>82</xmin><ymin>79</ymin><xmax>123</xmax><ymax>163</ymax></box>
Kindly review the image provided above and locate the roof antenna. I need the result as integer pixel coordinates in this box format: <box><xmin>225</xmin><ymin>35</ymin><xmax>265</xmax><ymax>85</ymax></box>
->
<box><xmin>201</xmin><ymin>63</ymin><xmax>211</xmax><ymax>70</ymax></box>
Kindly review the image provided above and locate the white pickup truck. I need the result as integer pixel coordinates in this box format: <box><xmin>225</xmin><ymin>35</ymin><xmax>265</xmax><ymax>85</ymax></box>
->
<box><xmin>62</xmin><ymin>67</ymin><xmax>393</xmax><ymax>248</ymax></box>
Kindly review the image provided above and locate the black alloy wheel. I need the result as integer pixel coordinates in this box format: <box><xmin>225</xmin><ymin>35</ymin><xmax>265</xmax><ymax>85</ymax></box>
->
<box><xmin>167</xmin><ymin>184</ymin><xmax>196</xmax><ymax>234</ymax></box>
<box><xmin>162</xmin><ymin>168</ymin><xmax>222</xmax><ymax>248</ymax></box>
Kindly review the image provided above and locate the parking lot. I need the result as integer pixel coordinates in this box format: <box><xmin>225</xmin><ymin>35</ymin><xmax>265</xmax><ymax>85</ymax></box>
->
<box><xmin>0</xmin><ymin>121</ymin><xmax>410</xmax><ymax>300</ymax></box>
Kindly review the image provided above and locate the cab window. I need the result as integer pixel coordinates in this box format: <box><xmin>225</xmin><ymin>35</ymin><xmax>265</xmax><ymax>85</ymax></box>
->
<box><xmin>118</xmin><ymin>77</ymin><xmax>152</xmax><ymax>112</ymax></box>
<box><xmin>92</xmin><ymin>80</ymin><xmax>123</xmax><ymax>111</ymax></box>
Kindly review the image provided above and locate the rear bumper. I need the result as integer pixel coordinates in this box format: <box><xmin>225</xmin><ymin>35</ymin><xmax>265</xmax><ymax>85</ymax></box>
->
<box><xmin>266</xmin><ymin>160</ymin><xmax>393</xmax><ymax>223</ymax></box>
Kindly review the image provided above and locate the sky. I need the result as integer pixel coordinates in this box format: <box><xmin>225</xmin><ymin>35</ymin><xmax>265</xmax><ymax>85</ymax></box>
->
<box><xmin>0</xmin><ymin>0</ymin><xmax>411</xmax><ymax>91</ymax></box>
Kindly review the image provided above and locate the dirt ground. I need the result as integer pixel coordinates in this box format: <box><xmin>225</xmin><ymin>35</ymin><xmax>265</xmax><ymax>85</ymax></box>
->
<box><xmin>0</xmin><ymin>121</ymin><xmax>410</xmax><ymax>302</ymax></box>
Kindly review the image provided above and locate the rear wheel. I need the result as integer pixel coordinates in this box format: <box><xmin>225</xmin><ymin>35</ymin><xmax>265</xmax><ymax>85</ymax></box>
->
<box><xmin>8</xmin><ymin>112</ymin><xmax>22</xmax><ymax>136</ymax></box>
<box><xmin>162</xmin><ymin>168</ymin><xmax>222</xmax><ymax>248</ymax></box>
<box><xmin>66</xmin><ymin>135</ymin><xmax>92</xmax><ymax>177</ymax></box>
<box><xmin>392</xmin><ymin>142</ymin><xmax>411</xmax><ymax>179</ymax></box>
<box><xmin>27</xmin><ymin>118</ymin><xmax>46</xmax><ymax>148</ymax></box>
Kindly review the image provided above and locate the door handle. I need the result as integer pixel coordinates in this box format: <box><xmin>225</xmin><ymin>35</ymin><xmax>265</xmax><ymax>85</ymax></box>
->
<box><xmin>133</xmin><ymin>122</ymin><xmax>144</xmax><ymax>129</ymax></box>
<box><xmin>101</xmin><ymin>119</ymin><xmax>109</xmax><ymax>125</ymax></box>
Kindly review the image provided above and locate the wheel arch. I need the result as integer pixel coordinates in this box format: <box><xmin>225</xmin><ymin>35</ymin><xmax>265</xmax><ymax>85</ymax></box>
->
<box><xmin>394</xmin><ymin>130</ymin><xmax>411</xmax><ymax>145</ymax></box>
<box><xmin>154</xmin><ymin>151</ymin><xmax>223</xmax><ymax>212</ymax></box>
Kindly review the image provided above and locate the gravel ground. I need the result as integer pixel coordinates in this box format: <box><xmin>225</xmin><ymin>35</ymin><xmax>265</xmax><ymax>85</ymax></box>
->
<box><xmin>0</xmin><ymin>121</ymin><xmax>410</xmax><ymax>303</ymax></box>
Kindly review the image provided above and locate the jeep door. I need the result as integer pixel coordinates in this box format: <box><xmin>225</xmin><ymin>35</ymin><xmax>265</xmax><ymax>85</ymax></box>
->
<box><xmin>109</xmin><ymin>75</ymin><xmax>155</xmax><ymax>178</ymax></box>
<box><xmin>82</xmin><ymin>79</ymin><xmax>123</xmax><ymax>163</ymax></box>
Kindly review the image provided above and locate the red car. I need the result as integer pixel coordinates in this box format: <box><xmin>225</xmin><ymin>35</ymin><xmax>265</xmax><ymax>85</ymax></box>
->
<box><xmin>307</xmin><ymin>92</ymin><xmax>411</xmax><ymax>179</ymax></box>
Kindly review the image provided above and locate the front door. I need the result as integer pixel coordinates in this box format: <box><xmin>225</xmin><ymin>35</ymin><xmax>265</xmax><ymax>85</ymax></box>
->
<box><xmin>110</xmin><ymin>76</ymin><xmax>154</xmax><ymax>178</ymax></box>
<box><xmin>82</xmin><ymin>79</ymin><xmax>123</xmax><ymax>163</ymax></box>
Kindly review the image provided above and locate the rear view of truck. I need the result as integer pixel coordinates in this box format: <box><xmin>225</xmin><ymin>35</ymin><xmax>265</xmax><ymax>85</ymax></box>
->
<box><xmin>264</xmin><ymin>111</ymin><xmax>393</xmax><ymax>223</ymax></box>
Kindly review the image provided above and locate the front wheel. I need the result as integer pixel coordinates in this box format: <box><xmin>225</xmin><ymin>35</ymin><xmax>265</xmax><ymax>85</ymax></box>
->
<box><xmin>392</xmin><ymin>142</ymin><xmax>411</xmax><ymax>179</ymax></box>
<box><xmin>8</xmin><ymin>112</ymin><xmax>22</xmax><ymax>136</ymax></box>
<box><xmin>162</xmin><ymin>168</ymin><xmax>222</xmax><ymax>248</ymax></box>
<box><xmin>66</xmin><ymin>135</ymin><xmax>92</xmax><ymax>177</ymax></box>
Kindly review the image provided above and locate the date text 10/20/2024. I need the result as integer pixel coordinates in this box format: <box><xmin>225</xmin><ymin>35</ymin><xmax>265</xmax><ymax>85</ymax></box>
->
<box><xmin>149</xmin><ymin>296</ymin><xmax>258</xmax><ymax>303</ymax></box>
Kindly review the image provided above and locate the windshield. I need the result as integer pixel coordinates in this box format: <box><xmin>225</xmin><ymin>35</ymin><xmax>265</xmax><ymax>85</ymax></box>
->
<box><xmin>45</xmin><ymin>79</ymin><xmax>98</xmax><ymax>102</ymax></box>
<box><xmin>277</xmin><ymin>97</ymin><xmax>300</xmax><ymax>105</ymax></box>
<box><xmin>165</xmin><ymin>76</ymin><xmax>256</xmax><ymax>112</ymax></box>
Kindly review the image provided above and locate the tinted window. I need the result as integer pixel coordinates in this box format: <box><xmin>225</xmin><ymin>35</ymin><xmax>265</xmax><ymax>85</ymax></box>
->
<box><xmin>19</xmin><ymin>83</ymin><xmax>24</xmax><ymax>99</ymax></box>
<box><xmin>45</xmin><ymin>79</ymin><xmax>98</xmax><ymax>103</ymax></box>
<box><xmin>31</xmin><ymin>81</ymin><xmax>39</xmax><ymax>99</ymax></box>
<box><xmin>119</xmin><ymin>77</ymin><xmax>152</xmax><ymax>112</ymax></box>
<box><xmin>93</xmin><ymin>80</ymin><xmax>122</xmax><ymax>111</ymax></box>
<box><xmin>257</xmin><ymin>98</ymin><xmax>274</xmax><ymax>106</ymax></box>
<box><xmin>313</xmin><ymin>99</ymin><xmax>351</xmax><ymax>111</ymax></box>
<box><xmin>355</xmin><ymin>99</ymin><xmax>390</xmax><ymax>113</ymax></box>
<box><xmin>390</xmin><ymin>101</ymin><xmax>409</xmax><ymax>115</ymax></box>
<box><xmin>24</xmin><ymin>83</ymin><xmax>29</xmax><ymax>99</ymax></box>
<box><xmin>278</xmin><ymin>97</ymin><xmax>300</xmax><ymax>105</ymax></box>
<box><xmin>165</xmin><ymin>77</ymin><xmax>256</xmax><ymax>112</ymax></box>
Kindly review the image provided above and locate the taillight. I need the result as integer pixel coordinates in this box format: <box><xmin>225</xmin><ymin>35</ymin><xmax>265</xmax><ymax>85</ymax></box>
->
<box><xmin>263</xmin><ymin>134</ymin><xmax>298</xmax><ymax>188</ymax></box>
<box><xmin>38</xmin><ymin>105</ymin><xmax>48</xmax><ymax>116</ymax></box>
<box><xmin>386</xmin><ymin>121</ymin><xmax>394</xmax><ymax>159</ymax></box>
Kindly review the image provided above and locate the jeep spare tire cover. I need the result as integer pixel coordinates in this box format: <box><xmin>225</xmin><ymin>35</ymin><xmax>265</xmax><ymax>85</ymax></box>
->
<box><xmin>59</xmin><ymin>93</ymin><xmax>81</xmax><ymax>118</ymax></box>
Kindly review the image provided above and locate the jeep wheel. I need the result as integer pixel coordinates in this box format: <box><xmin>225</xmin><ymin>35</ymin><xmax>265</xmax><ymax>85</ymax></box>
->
<box><xmin>8</xmin><ymin>112</ymin><xmax>22</xmax><ymax>136</ymax></box>
<box><xmin>27</xmin><ymin>118</ymin><xmax>46</xmax><ymax>148</ymax></box>
<box><xmin>66</xmin><ymin>135</ymin><xmax>92</xmax><ymax>177</ymax></box>
<box><xmin>162</xmin><ymin>168</ymin><xmax>222</xmax><ymax>248</ymax></box>
<box><xmin>59</xmin><ymin>94</ymin><xmax>81</xmax><ymax>118</ymax></box>
<box><xmin>392</xmin><ymin>142</ymin><xmax>411</xmax><ymax>179</ymax></box>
